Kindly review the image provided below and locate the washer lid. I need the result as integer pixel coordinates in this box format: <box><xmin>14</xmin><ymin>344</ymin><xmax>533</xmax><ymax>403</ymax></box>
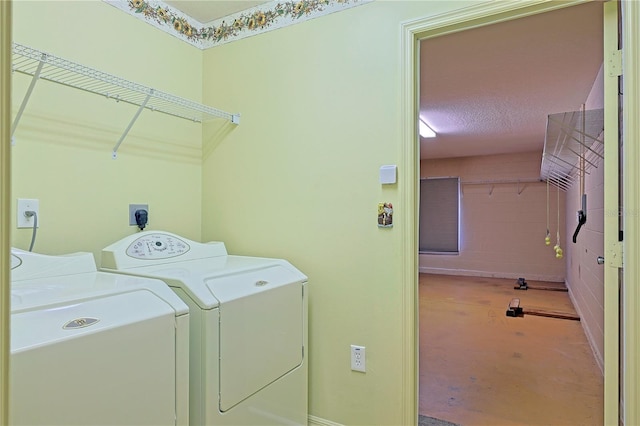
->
<box><xmin>11</xmin><ymin>248</ymin><xmax>96</xmax><ymax>282</ymax></box>
<box><xmin>10</xmin><ymin>290</ymin><xmax>179</xmax><ymax>426</ymax></box>
<box><xmin>11</xmin><ymin>248</ymin><xmax>188</xmax><ymax>316</ymax></box>
<box><xmin>11</xmin><ymin>289</ymin><xmax>175</xmax><ymax>353</ymax></box>
<box><xmin>11</xmin><ymin>272</ymin><xmax>189</xmax><ymax>317</ymax></box>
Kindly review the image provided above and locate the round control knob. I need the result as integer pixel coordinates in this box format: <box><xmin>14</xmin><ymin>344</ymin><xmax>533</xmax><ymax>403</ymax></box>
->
<box><xmin>151</xmin><ymin>240</ymin><xmax>167</xmax><ymax>251</ymax></box>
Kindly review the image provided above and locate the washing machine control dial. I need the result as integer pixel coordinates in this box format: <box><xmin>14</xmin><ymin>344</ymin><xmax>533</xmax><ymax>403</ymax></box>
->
<box><xmin>126</xmin><ymin>234</ymin><xmax>190</xmax><ymax>259</ymax></box>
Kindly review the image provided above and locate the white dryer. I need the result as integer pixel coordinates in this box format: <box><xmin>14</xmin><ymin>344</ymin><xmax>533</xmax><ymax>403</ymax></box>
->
<box><xmin>100</xmin><ymin>231</ymin><xmax>308</xmax><ymax>426</ymax></box>
<box><xmin>10</xmin><ymin>248</ymin><xmax>190</xmax><ymax>426</ymax></box>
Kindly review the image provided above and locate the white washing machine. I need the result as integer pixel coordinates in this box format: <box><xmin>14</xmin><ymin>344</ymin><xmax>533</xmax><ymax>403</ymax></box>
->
<box><xmin>100</xmin><ymin>231</ymin><xmax>308</xmax><ymax>426</ymax></box>
<box><xmin>10</xmin><ymin>247</ymin><xmax>190</xmax><ymax>426</ymax></box>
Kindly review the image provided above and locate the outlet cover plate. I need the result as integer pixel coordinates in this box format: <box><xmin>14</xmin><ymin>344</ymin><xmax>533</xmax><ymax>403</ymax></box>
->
<box><xmin>129</xmin><ymin>204</ymin><xmax>149</xmax><ymax>226</ymax></box>
<box><xmin>351</xmin><ymin>345</ymin><xmax>366</xmax><ymax>372</ymax></box>
<box><xmin>17</xmin><ymin>199</ymin><xmax>40</xmax><ymax>228</ymax></box>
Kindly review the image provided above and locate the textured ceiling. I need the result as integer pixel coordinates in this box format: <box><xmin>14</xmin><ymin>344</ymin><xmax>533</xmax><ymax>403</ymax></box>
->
<box><xmin>419</xmin><ymin>1</ymin><xmax>604</xmax><ymax>160</ymax></box>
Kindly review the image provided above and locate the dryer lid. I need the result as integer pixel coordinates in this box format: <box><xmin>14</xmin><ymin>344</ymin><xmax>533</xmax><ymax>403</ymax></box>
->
<box><xmin>205</xmin><ymin>264</ymin><xmax>304</xmax><ymax>303</ymax></box>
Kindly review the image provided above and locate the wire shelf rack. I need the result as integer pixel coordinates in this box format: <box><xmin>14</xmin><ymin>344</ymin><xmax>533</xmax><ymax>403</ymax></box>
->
<box><xmin>540</xmin><ymin>108</ymin><xmax>604</xmax><ymax>191</ymax></box>
<box><xmin>11</xmin><ymin>42</ymin><xmax>239</xmax><ymax>157</ymax></box>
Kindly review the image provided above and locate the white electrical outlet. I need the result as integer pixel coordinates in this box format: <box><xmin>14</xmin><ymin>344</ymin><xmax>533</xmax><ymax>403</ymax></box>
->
<box><xmin>17</xmin><ymin>198</ymin><xmax>40</xmax><ymax>228</ymax></box>
<box><xmin>129</xmin><ymin>204</ymin><xmax>149</xmax><ymax>226</ymax></box>
<box><xmin>351</xmin><ymin>345</ymin><xmax>366</xmax><ymax>372</ymax></box>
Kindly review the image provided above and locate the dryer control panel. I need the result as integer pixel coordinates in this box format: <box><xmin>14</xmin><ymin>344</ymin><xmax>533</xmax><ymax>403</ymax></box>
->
<box><xmin>126</xmin><ymin>234</ymin><xmax>190</xmax><ymax>260</ymax></box>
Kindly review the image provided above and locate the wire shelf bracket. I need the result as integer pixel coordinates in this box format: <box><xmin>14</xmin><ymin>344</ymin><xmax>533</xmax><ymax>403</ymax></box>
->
<box><xmin>11</xmin><ymin>42</ymin><xmax>240</xmax><ymax>158</ymax></box>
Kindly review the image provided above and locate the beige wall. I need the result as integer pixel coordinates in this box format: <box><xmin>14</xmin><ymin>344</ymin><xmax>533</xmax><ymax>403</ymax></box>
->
<box><xmin>566</xmin><ymin>150</ymin><xmax>604</xmax><ymax>371</ymax></box>
<box><xmin>11</xmin><ymin>1</ymin><xmax>204</xmax><ymax>261</ymax></box>
<box><xmin>420</xmin><ymin>152</ymin><xmax>566</xmax><ymax>282</ymax></box>
<box><xmin>565</xmin><ymin>64</ymin><xmax>605</xmax><ymax>372</ymax></box>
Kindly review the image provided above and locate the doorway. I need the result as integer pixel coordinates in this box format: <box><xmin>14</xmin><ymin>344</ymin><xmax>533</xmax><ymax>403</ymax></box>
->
<box><xmin>410</xmin><ymin>2</ymin><xmax>610</xmax><ymax>424</ymax></box>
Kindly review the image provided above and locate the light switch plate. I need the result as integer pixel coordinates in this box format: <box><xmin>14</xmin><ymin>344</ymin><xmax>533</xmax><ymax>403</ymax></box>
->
<box><xmin>380</xmin><ymin>165</ymin><xmax>397</xmax><ymax>184</ymax></box>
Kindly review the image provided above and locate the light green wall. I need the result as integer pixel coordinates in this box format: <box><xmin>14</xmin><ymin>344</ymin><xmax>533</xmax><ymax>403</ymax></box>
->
<box><xmin>201</xmin><ymin>2</ymin><xmax>472</xmax><ymax>424</ymax></box>
<box><xmin>11</xmin><ymin>1</ymin><xmax>204</xmax><ymax>261</ymax></box>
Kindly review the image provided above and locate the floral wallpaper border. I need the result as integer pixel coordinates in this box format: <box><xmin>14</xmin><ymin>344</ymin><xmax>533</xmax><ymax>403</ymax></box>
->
<box><xmin>104</xmin><ymin>0</ymin><xmax>373</xmax><ymax>49</ymax></box>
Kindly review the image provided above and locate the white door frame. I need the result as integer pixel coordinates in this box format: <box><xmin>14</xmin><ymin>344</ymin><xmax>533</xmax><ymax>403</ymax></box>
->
<box><xmin>400</xmin><ymin>1</ymin><xmax>639</xmax><ymax>424</ymax></box>
<box><xmin>603</xmin><ymin>2</ymin><xmax>620</xmax><ymax>424</ymax></box>
<box><xmin>0</xmin><ymin>1</ymin><xmax>12</xmax><ymax>424</ymax></box>
<box><xmin>621</xmin><ymin>2</ymin><xmax>640</xmax><ymax>424</ymax></box>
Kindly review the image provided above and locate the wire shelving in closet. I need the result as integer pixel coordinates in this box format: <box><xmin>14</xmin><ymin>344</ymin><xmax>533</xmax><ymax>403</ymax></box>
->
<box><xmin>540</xmin><ymin>107</ymin><xmax>604</xmax><ymax>191</ymax></box>
<box><xmin>540</xmin><ymin>106</ymin><xmax>604</xmax><ymax>245</ymax></box>
<box><xmin>10</xmin><ymin>42</ymin><xmax>240</xmax><ymax>158</ymax></box>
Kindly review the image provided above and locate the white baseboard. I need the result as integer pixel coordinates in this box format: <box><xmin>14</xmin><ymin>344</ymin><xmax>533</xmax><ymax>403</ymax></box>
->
<box><xmin>418</xmin><ymin>267</ymin><xmax>564</xmax><ymax>283</ymax></box>
<box><xmin>308</xmin><ymin>415</ymin><xmax>344</xmax><ymax>426</ymax></box>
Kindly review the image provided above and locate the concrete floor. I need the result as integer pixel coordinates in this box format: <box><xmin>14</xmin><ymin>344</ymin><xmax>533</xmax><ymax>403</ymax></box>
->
<box><xmin>419</xmin><ymin>274</ymin><xmax>604</xmax><ymax>426</ymax></box>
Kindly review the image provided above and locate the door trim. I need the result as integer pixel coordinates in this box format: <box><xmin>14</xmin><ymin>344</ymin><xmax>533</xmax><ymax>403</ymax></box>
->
<box><xmin>400</xmin><ymin>1</ymin><xmax>606</xmax><ymax>423</ymax></box>
<box><xmin>603</xmin><ymin>2</ymin><xmax>620</xmax><ymax>424</ymax></box>
<box><xmin>0</xmin><ymin>1</ymin><xmax>11</xmax><ymax>424</ymax></box>
<box><xmin>622</xmin><ymin>2</ymin><xmax>640</xmax><ymax>424</ymax></box>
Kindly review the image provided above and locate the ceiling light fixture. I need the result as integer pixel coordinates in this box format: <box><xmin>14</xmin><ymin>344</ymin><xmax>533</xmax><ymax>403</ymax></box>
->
<box><xmin>419</xmin><ymin>118</ymin><xmax>436</xmax><ymax>138</ymax></box>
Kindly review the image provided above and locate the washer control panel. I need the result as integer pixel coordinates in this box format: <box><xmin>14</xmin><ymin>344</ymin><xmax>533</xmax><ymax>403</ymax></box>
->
<box><xmin>126</xmin><ymin>233</ymin><xmax>190</xmax><ymax>260</ymax></box>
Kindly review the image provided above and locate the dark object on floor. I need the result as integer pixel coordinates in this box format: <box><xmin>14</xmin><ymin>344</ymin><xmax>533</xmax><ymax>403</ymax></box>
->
<box><xmin>513</xmin><ymin>277</ymin><xmax>568</xmax><ymax>292</ymax></box>
<box><xmin>514</xmin><ymin>277</ymin><xmax>528</xmax><ymax>290</ymax></box>
<box><xmin>506</xmin><ymin>297</ymin><xmax>580</xmax><ymax>321</ymax></box>
<box><xmin>506</xmin><ymin>297</ymin><xmax>523</xmax><ymax>317</ymax></box>
<box><xmin>418</xmin><ymin>414</ymin><xmax>460</xmax><ymax>426</ymax></box>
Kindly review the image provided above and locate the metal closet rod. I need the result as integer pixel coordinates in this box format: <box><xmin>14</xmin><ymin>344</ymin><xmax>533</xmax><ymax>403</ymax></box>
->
<box><xmin>461</xmin><ymin>178</ymin><xmax>543</xmax><ymax>185</ymax></box>
<box><xmin>462</xmin><ymin>178</ymin><xmax>544</xmax><ymax>195</ymax></box>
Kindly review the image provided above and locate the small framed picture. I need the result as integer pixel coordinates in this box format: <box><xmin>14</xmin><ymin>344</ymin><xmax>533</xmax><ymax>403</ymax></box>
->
<box><xmin>378</xmin><ymin>203</ymin><xmax>393</xmax><ymax>228</ymax></box>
